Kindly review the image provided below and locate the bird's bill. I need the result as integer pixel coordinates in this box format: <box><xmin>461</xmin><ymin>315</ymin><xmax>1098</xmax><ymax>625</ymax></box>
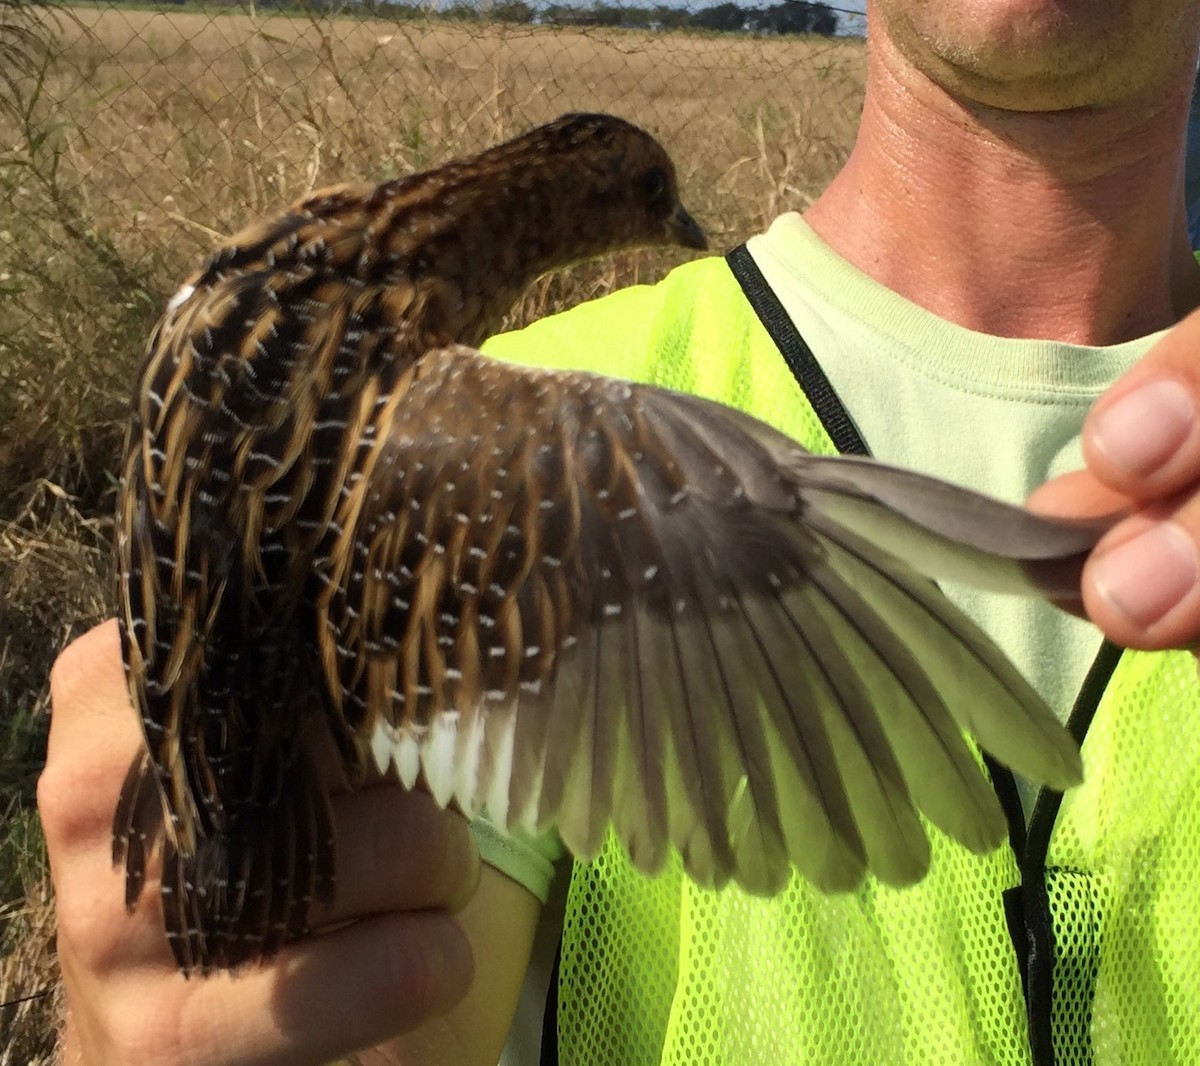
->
<box><xmin>667</xmin><ymin>204</ymin><xmax>708</xmax><ymax>250</ymax></box>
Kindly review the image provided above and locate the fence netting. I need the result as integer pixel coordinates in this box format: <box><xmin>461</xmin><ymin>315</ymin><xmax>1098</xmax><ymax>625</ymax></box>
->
<box><xmin>2</xmin><ymin>2</ymin><xmax>864</xmax><ymax>362</ymax></box>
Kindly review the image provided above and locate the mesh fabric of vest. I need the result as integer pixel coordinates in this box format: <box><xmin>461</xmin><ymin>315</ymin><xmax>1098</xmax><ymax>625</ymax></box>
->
<box><xmin>486</xmin><ymin>258</ymin><xmax>1200</xmax><ymax>1065</ymax></box>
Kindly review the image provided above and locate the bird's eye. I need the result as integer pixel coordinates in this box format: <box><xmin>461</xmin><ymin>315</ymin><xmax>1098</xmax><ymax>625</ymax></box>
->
<box><xmin>640</xmin><ymin>167</ymin><xmax>668</xmax><ymax>206</ymax></box>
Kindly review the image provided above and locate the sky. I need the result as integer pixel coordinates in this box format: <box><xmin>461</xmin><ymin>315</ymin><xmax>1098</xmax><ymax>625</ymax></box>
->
<box><xmin>836</xmin><ymin>0</ymin><xmax>866</xmax><ymax>35</ymax></box>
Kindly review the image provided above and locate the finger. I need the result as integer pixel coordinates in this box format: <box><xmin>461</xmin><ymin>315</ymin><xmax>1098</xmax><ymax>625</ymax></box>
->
<box><xmin>312</xmin><ymin>786</ymin><xmax>481</xmax><ymax>925</ymax></box>
<box><xmin>41</xmin><ymin>620</ymin><xmax>141</xmax><ymax>857</ymax></box>
<box><xmin>1082</xmin><ymin>309</ymin><xmax>1200</xmax><ymax>500</ymax></box>
<box><xmin>40</xmin><ymin>623</ymin><xmax>180</xmax><ymax>976</ymax></box>
<box><xmin>59</xmin><ymin>908</ymin><xmax>474</xmax><ymax>1066</ymax></box>
<box><xmin>1026</xmin><ymin>468</ymin><xmax>1133</xmax><ymax>524</ymax></box>
<box><xmin>1024</xmin><ymin>470</ymin><xmax>1133</xmax><ymax>618</ymax></box>
<box><xmin>1079</xmin><ymin>493</ymin><xmax>1200</xmax><ymax>650</ymax></box>
<box><xmin>168</xmin><ymin>911</ymin><xmax>473</xmax><ymax>1066</ymax></box>
<box><xmin>46</xmin><ymin>619</ymin><xmax>136</xmax><ymax>755</ymax></box>
<box><xmin>99</xmin><ymin>922</ymin><xmax>466</xmax><ymax>1066</ymax></box>
<box><xmin>269</xmin><ymin>911</ymin><xmax>474</xmax><ymax>1060</ymax></box>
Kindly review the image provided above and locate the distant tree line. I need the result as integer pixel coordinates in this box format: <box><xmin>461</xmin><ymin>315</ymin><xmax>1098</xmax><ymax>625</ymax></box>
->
<box><xmin>221</xmin><ymin>0</ymin><xmax>842</xmax><ymax>37</ymax></box>
<box><xmin>466</xmin><ymin>0</ymin><xmax>840</xmax><ymax>35</ymax></box>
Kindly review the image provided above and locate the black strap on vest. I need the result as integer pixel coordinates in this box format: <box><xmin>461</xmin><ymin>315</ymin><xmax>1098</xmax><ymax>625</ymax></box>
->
<box><xmin>539</xmin><ymin>942</ymin><xmax>561</xmax><ymax>1066</ymax></box>
<box><xmin>724</xmin><ymin>242</ymin><xmax>871</xmax><ymax>458</ymax></box>
<box><xmin>1007</xmin><ymin>638</ymin><xmax>1123</xmax><ymax>1065</ymax></box>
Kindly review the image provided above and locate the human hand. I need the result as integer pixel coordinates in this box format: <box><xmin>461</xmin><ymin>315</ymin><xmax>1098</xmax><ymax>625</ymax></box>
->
<box><xmin>39</xmin><ymin>620</ymin><xmax>480</xmax><ymax>1066</ymax></box>
<box><xmin>1030</xmin><ymin>307</ymin><xmax>1200</xmax><ymax>651</ymax></box>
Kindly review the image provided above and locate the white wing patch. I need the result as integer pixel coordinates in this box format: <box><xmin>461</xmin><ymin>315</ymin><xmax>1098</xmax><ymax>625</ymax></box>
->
<box><xmin>166</xmin><ymin>284</ymin><xmax>196</xmax><ymax>314</ymax></box>
<box><xmin>369</xmin><ymin>710</ymin><xmax>525</xmax><ymax>830</ymax></box>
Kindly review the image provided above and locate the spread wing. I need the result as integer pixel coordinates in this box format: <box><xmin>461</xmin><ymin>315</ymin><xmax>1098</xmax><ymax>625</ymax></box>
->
<box><xmin>321</xmin><ymin>346</ymin><xmax>1096</xmax><ymax>896</ymax></box>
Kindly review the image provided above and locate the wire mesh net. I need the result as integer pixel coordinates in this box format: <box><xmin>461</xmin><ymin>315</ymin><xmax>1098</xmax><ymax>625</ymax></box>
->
<box><xmin>1</xmin><ymin>3</ymin><xmax>866</xmax><ymax>343</ymax></box>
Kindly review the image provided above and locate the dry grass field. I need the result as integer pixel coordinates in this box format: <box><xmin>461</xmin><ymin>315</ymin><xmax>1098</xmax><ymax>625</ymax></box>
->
<box><xmin>0</xmin><ymin>7</ymin><xmax>864</xmax><ymax>1059</ymax></box>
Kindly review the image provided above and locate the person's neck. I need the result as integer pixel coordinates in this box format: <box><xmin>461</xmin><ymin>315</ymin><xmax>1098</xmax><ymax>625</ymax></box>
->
<box><xmin>805</xmin><ymin>35</ymin><xmax>1200</xmax><ymax>345</ymax></box>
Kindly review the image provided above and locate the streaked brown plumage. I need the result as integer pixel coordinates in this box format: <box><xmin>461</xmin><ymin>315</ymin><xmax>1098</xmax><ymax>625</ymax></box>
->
<box><xmin>115</xmin><ymin>113</ymin><xmax>1104</xmax><ymax>976</ymax></box>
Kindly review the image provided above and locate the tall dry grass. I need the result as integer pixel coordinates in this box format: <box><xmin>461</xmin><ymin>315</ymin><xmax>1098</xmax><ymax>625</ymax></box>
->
<box><xmin>0</xmin><ymin>7</ymin><xmax>864</xmax><ymax>1059</ymax></box>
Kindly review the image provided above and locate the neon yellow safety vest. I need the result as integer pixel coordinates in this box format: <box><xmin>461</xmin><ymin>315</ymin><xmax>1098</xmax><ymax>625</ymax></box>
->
<box><xmin>486</xmin><ymin>254</ymin><xmax>1200</xmax><ymax>1066</ymax></box>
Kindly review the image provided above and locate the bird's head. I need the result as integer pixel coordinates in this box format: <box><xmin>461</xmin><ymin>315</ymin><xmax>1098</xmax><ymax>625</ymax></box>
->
<box><xmin>486</xmin><ymin>113</ymin><xmax>708</xmax><ymax>261</ymax></box>
<box><xmin>545</xmin><ymin>113</ymin><xmax>708</xmax><ymax>254</ymax></box>
<box><xmin>228</xmin><ymin>114</ymin><xmax>710</xmax><ymax>350</ymax></box>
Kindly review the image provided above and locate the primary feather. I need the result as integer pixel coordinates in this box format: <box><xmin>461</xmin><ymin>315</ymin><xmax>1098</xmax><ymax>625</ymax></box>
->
<box><xmin>115</xmin><ymin>112</ymin><xmax>1102</xmax><ymax>975</ymax></box>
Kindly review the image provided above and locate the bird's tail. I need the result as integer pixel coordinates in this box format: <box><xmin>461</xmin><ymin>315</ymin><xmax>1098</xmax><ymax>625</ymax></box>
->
<box><xmin>114</xmin><ymin>745</ymin><xmax>335</xmax><ymax>975</ymax></box>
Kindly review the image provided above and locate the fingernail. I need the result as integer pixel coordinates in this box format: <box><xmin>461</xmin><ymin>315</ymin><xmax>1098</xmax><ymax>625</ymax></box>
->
<box><xmin>1090</xmin><ymin>379</ymin><xmax>1194</xmax><ymax>475</ymax></box>
<box><xmin>1091</xmin><ymin>522</ymin><xmax>1198</xmax><ymax>627</ymax></box>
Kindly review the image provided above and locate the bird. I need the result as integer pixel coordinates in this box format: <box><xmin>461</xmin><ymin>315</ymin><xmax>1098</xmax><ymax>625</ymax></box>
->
<box><xmin>114</xmin><ymin>112</ymin><xmax>1107</xmax><ymax>976</ymax></box>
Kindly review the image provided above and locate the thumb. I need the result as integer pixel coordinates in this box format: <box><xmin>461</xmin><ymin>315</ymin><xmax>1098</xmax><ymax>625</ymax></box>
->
<box><xmin>1080</xmin><ymin>307</ymin><xmax>1200</xmax><ymax>501</ymax></box>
